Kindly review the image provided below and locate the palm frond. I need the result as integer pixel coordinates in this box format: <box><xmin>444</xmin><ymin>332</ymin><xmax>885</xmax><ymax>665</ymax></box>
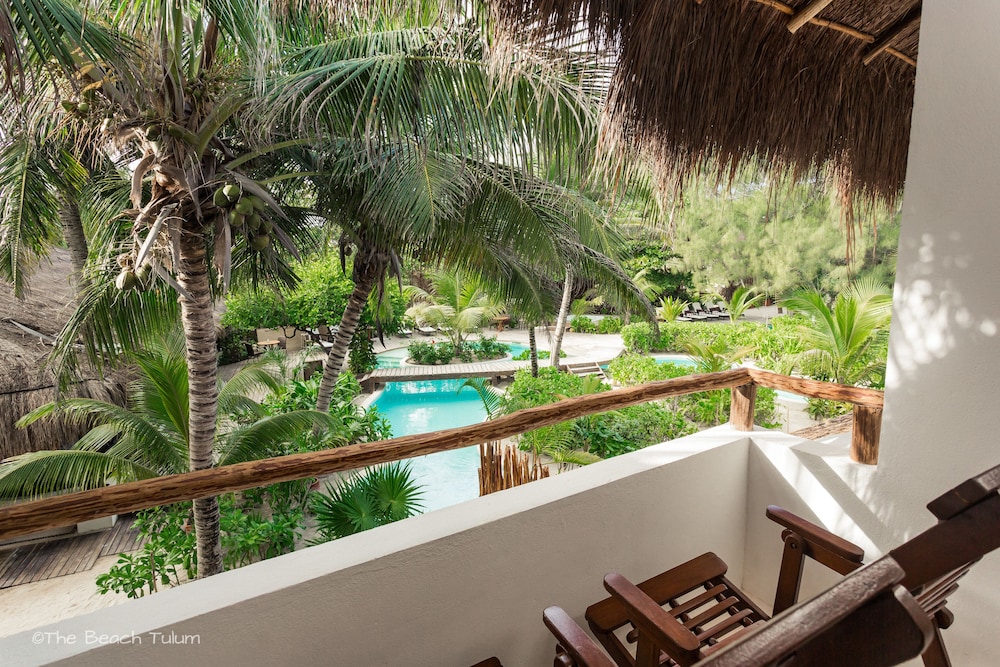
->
<box><xmin>0</xmin><ymin>449</ymin><xmax>159</xmax><ymax>500</ymax></box>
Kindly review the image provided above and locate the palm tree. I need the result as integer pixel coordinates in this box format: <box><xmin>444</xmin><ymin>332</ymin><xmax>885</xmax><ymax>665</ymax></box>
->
<box><xmin>1</xmin><ymin>335</ymin><xmax>339</xmax><ymax>502</ymax></box>
<box><xmin>405</xmin><ymin>269</ymin><xmax>506</xmax><ymax>353</ymax></box>
<box><xmin>780</xmin><ymin>278</ymin><xmax>892</xmax><ymax>386</ymax></box>
<box><xmin>310</xmin><ymin>462</ymin><xmax>424</xmax><ymax>542</ymax></box>
<box><xmin>272</xmin><ymin>18</ymin><xmax>650</xmax><ymax>411</ymax></box>
<box><xmin>4</xmin><ymin>1</ymin><xmax>328</xmax><ymax>577</ymax></box>
<box><xmin>714</xmin><ymin>285</ymin><xmax>766</xmax><ymax>322</ymax></box>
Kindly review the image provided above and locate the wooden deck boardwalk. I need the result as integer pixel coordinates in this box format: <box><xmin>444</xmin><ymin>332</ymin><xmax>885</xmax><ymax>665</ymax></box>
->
<box><xmin>361</xmin><ymin>359</ymin><xmax>534</xmax><ymax>391</ymax></box>
<box><xmin>0</xmin><ymin>516</ymin><xmax>145</xmax><ymax>588</ymax></box>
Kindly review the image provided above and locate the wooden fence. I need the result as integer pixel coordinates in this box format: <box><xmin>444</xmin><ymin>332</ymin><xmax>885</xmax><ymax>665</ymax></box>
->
<box><xmin>0</xmin><ymin>368</ymin><xmax>882</xmax><ymax>542</ymax></box>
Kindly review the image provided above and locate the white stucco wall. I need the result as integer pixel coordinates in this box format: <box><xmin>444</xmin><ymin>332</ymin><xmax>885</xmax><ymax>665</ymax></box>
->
<box><xmin>867</xmin><ymin>2</ymin><xmax>1000</xmax><ymax>663</ymax></box>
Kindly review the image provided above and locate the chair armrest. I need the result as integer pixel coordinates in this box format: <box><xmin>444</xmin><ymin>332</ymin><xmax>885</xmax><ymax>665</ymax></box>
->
<box><xmin>766</xmin><ymin>506</ymin><xmax>864</xmax><ymax>563</ymax></box>
<box><xmin>603</xmin><ymin>572</ymin><xmax>700</xmax><ymax>662</ymax></box>
<box><xmin>543</xmin><ymin>607</ymin><xmax>616</xmax><ymax>667</ymax></box>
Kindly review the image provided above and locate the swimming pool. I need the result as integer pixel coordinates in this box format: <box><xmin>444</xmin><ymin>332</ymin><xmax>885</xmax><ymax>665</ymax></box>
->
<box><xmin>376</xmin><ymin>341</ymin><xmax>532</xmax><ymax>368</ymax></box>
<box><xmin>371</xmin><ymin>379</ymin><xmax>487</xmax><ymax>512</ymax></box>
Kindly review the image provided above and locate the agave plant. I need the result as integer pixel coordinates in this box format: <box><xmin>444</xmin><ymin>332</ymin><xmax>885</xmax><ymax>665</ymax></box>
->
<box><xmin>309</xmin><ymin>462</ymin><xmax>424</xmax><ymax>542</ymax></box>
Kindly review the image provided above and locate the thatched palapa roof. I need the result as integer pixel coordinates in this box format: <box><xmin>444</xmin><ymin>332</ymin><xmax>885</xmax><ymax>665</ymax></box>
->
<box><xmin>495</xmin><ymin>0</ymin><xmax>920</xmax><ymax>207</ymax></box>
<box><xmin>0</xmin><ymin>249</ymin><xmax>122</xmax><ymax>461</ymax></box>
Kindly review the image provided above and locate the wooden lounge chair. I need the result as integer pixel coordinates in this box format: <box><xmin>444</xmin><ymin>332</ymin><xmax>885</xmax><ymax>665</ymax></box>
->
<box><xmin>417</xmin><ymin>325</ymin><xmax>436</xmax><ymax>336</ymax></box>
<box><xmin>552</xmin><ymin>463</ymin><xmax>1000</xmax><ymax>667</ymax></box>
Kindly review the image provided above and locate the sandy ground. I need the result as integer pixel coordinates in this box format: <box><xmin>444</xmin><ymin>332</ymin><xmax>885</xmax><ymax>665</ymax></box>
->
<box><xmin>0</xmin><ymin>555</ymin><xmax>132</xmax><ymax>639</ymax></box>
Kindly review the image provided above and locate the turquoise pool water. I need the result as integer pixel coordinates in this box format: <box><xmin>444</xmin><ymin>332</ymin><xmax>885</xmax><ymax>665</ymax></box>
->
<box><xmin>372</xmin><ymin>379</ymin><xmax>487</xmax><ymax>512</ymax></box>
<box><xmin>376</xmin><ymin>342</ymin><xmax>532</xmax><ymax>368</ymax></box>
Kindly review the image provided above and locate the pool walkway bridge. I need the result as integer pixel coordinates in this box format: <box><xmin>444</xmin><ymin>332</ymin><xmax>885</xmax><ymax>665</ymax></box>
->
<box><xmin>359</xmin><ymin>356</ymin><xmax>616</xmax><ymax>392</ymax></box>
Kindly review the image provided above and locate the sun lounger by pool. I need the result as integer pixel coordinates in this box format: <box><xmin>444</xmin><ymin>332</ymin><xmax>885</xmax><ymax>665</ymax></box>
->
<box><xmin>417</xmin><ymin>326</ymin><xmax>436</xmax><ymax>335</ymax></box>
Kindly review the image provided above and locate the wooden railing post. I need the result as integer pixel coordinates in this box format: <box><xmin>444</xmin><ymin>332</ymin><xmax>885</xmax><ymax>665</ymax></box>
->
<box><xmin>730</xmin><ymin>382</ymin><xmax>757</xmax><ymax>431</ymax></box>
<box><xmin>851</xmin><ymin>404</ymin><xmax>882</xmax><ymax>464</ymax></box>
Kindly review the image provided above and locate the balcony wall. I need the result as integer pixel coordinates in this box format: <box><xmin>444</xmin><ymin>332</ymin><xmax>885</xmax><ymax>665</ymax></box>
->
<box><xmin>7</xmin><ymin>424</ymin><xmax>970</xmax><ymax>667</ymax></box>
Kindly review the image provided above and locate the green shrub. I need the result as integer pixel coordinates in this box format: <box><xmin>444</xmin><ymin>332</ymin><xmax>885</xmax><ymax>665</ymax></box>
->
<box><xmin>222</xmin><ymin>254</ymin><xmax>407</xmax><ymax>334</ymax></box>
<box><xmin>607</xmin><ymin>354</ymin><xmax>780</xmax><ymax>429</ymax></box>
<box><xmin>217</xmin><ymin>327</ymin><xmax>253</xmax><ymax>365</ymax></box>
<box><xmin>620</xmin><ymin>322</ymin><xmax>656</xmax><ymax>353</ymax></box>
<box><xmin>511</xmin><ymin>349</ymin><xmax>566</xmax><ymax>361</ymax></box>
<box><xmin>596</xmin><ymin>316</ymin><xmax>623</xmax><ymax>334</ymax></box>
<box><xmin>349</xmin><ymin>333</ymin><xmax>377</xmax><ymax>375</ymax></box>
<box><xmin>805</xmin><ymin>398</ymin><xmax>852</xmax><ymax>420</ymax></box>
<box><xmin>466</xmin><ymin>337</ymin><xmax>510</xmax><ymax>360</ymax></box>
<box><xmin>619</xmin><ymin>318</ymin><xmax>806</xmax><ymax>370</ymax></box>
<box><xmin>569</xmin><ymin>315</ymin><xmax>597</xmax><ymax>333</ymax></box>
<box><xmin>310</xmin><ymin>462</ymin><xmax>423</xmax><ymax>542</ymax></box>
<box><xmin>583</xmin><ymin>404</ymin><xmax>698</xmax><ymax>458</ymax></box>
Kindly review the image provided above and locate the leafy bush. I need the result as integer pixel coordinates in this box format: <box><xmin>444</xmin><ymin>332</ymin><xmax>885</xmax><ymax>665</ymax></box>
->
<box><xmin>261</xmin><ymin>373</ymin><xmax>391</xmax><ymax>448</ymax></box>
<box><xmin>98</xmin><ymin>483</ymin><xmax>310</xmax><ymax>597</ymax></box>
<box><xmin>407</xmin><ymin>338</ymin><xmax>510</xmax><ymax>364</ymax></box>
<box><xmin>619</xmin><ymin>318</ymin><xmax>807</xmax><ymax>370</ymax></box>
<box><xmin>511</xmin><ymin>349</ymin><xmax>566</xmax><ymax>361</ymax></box>
<box><xmin>310</xmin><ymin>462</ymin><xmax>423</xmax><ymax>542</ymax></box>
<box><xmin>570</xmin><ymin>315</ymin><xmax>597</xmax><ymax>333</ymax></box>
<box><xmin>502</xmin><ymin>368</ymin><xmax>697</xmax><ymax>461</ymax></box>
<box><xmin>607</xmin><ymin>354</ymin><xmax>780</xmax><ymax>429</ymax></box>
<box><xmin>596</xmin><ymin>316</ymin><xmax>623</xmax><ymax>334</ymax></box>
<box><xmin>621</xmin><ymin>322</ymin><xmax>657</xmax><ymax>353</ymax></box>
<box><xmin>349</xmin><ymin>333</ymin><xmax>377</xmax><ymax>375</ymax></box>
<box><xmin>583</xmin><ymin>403</ymin><xmax>698</xmax><ymax>458</ymax></box>
<box><xmin>222</xmin><ymin>254</ymin><xmax>407</xmax><ymax>334</ymax></box>
<box><xmin>805</xmin><ymin>398</ymin><xmax>852</xmax><ymax>420</ymax></box>
<box><xmin>217</xmin><ymin>327</ymin><xmax>253</xmax><ymax>365</ymax></box>
<box><xmin>467</xmin><ymin>337</ymin><xmax>510</xmax><ymax>359</ymax></box>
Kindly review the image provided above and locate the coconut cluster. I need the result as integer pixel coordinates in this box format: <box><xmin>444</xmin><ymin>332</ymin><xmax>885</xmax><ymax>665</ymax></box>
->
<box><xmin>114</xmin><ymin>255</ymin><xmax>154</xmax><ymax>293</ymax></box>
<box><xmin>213</xmin><ymin>184</ymin><xmax>271</xmax><ymax>250</ymax></box>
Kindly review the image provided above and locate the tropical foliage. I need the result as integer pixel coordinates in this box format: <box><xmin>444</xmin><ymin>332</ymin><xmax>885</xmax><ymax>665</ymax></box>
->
<box><xmin>405</xmin><ymin>270</ymin><xmax>506</xmax><ymax>352</ymax></box>
<box><xmin>780</xmin><ymin>279</ymin><xmax>893</xmax><ymax>387</ymax></box>
<box><xmin>0</xmin><ymin>336</ymin><xmax>339</xmax><ymax>500</ymax></box>
<box><xmin>310</xmin><ymin>462</ymin><xmax>424</xmax><ymax>542</ymax></box>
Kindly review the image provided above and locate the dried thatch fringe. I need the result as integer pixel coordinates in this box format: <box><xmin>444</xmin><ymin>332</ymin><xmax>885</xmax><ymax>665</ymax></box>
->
<box><xmin>493</xmin><ymin>0</ymin><xmax>920</xmax><ymax>210</ymax></box>
<box><xmin>0</xmin><ymin>368</ymin><xmax>126</xmax><ymax>461</ymax></box>
<box><xmin>478</xmin><ymin>441</ymin><xmax>550</xmax><ymax>496</ymax></box>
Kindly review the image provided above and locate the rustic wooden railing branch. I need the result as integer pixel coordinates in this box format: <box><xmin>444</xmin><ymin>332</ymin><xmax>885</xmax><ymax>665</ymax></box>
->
<box><xmin>728</xmin><ymin>369</ymin><xmax>884</xmax><ymax>464</ymax></box>
<box><xmin>0</xmin><ymin>370</ymin><xmax>751</xmax><ymax>541</ymax></box>
<box><xmin>0</xmin><ymin>368</ymin><xmax>886</xmax><ymax>541</ymax></box>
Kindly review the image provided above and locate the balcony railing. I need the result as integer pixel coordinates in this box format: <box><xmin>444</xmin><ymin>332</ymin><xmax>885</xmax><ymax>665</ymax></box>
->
<box><xmin>0</xmin><ymin>369</ymin><xmax>883</xmax><ymax>543</ymax></box>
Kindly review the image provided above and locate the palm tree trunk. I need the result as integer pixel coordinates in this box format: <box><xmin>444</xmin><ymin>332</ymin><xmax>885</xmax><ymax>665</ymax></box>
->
<box><xmin>57</xmin><ymin>196</ymin><xmax>88</xmax><ymax>284</ymax></box>
<box><xmin>528</xmin><ymin>325</ymin><xmax>538</xmax><ymax>377</ymax></box>
<box><xmin>316</xmin><ymin>254</ymin><xmax>384</xmax><ymax>412</ymax></box>
<box><xmin>176</xmin><ymin>224</ymin><xmax>223</xmax><ymax>578</ymax></box>
<box><xmin>550</xmin><ymin>265</ymin><xmax>573</xmax><ymax>367</ymax></box>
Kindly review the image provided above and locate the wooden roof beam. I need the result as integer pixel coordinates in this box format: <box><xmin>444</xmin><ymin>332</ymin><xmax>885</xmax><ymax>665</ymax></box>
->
<box><xmin>787</xmin><ymin>0</ymin><xmax>837</xmax><ymax>34</ymax></box>
<box><xmin>864</xmin><ymin>5</ymin><xmax>921</xmax><ymax>66</ymax></box>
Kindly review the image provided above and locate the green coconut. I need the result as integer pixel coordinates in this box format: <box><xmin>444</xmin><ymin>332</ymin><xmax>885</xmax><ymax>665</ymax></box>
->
<box><xmin>222</xmin><ymin>184</ymin><xmax>241</xmax><ymax>203</ymax></box>
<box><xmin>213</xmin><ymin>187</ymin><xmax>230</xmax><ymax>207</ymax></box>
<box><xmin>235</xmin><ymin>198</ymin><xmax>254</xmax><ymax>216</ymax></box>
<box><xmin>259</xmin><ymin>218</ymin><xmax>273</xmax><ymax>234</ymax></box>
<box><xmin>247</xmin><ymin>213</ymin><xmax>261</xmax><ymax>230</ymax></box>
<box><xmin>251</xmin><ymin>234</ymin><xmax>271</xmax><ymax>251</ymax></box>
<box><xmin>230</xmin><ymin>211</ymin><xmax>245</xmax><ymax>228</ymax></box>
<box><xmin>75</xmin><ymin>102</ymin><xmax>90</xmax><ymax>115</ymax></box>
<box><xmin>115</xmin><ymin>270</ymin><xmax>138</xmax><ymax>291</ymax></box>
<box><xmin>249</xmin><ymin>195</ymin><xmax>265</xmax><ymax>211</ymax></box>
